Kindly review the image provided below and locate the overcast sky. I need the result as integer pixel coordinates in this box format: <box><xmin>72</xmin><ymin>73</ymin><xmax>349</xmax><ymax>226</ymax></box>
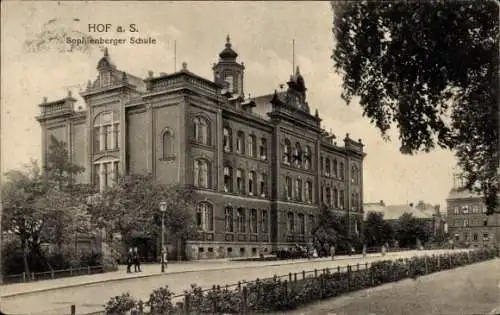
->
<box><xmin>1</xmin><ymin>1</ymin><xmax>457</xmax><ymax>208</ymax></box>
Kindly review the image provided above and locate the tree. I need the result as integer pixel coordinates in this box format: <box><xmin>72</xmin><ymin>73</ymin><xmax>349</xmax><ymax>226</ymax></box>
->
<box><xmin>311</xmin><ymin>205</ymin><xmax>348</xmax><ymax>255</ymax></box>
<box><xmin>364</xmin><ymin>212</ymin><xmax>394</xmax><ymax>247</ymax></box>
<box><xmin>331</xmin><ymin>1</ymin><xmax>499</xmax><ymax>214</ymax></box>
<box><xmin>44</xmin><ymin>135</ymin><xmax>85</xmax><ymax>190</ymax></box>
<box><xmin>395</xmin><ymin>213</ymin><xmax>432</xmax><ymax>248</ymax></box>
<box><xmin>89</xmin><ymin>174</ymin><xmax>197</xmax><ymax>256</ymax></box>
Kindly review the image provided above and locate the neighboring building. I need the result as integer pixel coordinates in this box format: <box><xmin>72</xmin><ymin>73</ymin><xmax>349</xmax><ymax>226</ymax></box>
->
<box><xmin>36</xmin><ymin>36</ymin><xmax>366</xmax><ymax>260</ymax></box>
<box><xmin>364</xmin><ymin>200</ymin><xmax>445</xmax><ymax>237</ymax></box>
<box><xmin>446</xmin><ymin>174</ymin><xmax>500</xmax><ymax>248</ymax></box>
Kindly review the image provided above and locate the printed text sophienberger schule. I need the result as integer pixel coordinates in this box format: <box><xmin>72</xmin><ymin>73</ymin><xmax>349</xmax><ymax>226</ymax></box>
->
<box><xmin>66</xmin><ymin>36</ymin><xmax>157</xmax><ymax>46</ymax></box>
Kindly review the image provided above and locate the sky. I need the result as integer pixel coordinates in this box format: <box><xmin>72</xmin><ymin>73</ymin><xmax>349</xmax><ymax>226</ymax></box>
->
<box><xmin>1</xmin><ymin>1</ymin><xmax>457</xmax><ymax>209</ymax></box>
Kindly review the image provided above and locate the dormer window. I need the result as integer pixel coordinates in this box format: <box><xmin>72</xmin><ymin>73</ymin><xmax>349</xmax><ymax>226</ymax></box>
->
<box><xmin>225</xmin><ymin>75</ymin><xmax>234</xmax><ymax>93</ymax></box>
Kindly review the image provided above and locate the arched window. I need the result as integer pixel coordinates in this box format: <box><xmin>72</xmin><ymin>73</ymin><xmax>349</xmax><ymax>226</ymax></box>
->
<box><xmin>333</xmin><ymin>159</ymin><xmax>338</xmax><ymax>178</ymax></box>
<box><xmin>248</xmin><ymin>135</ymin><xmax>256</xmax><ymax>157</ymax></box>
<box><xmin>326</xmin><ymin>187</ymin><xmax>332</xmax><ymax>206</ymax></box>
<box><xmin>333</xmin><ymin>188</ymin><xmax>339</xmax><ymax>208</ymax></box>
<box><xmin>287</xmin><ymin>212</ymin><xmax>295</xmax><ymax>233</ymax></box>
<box><xmin>236</xmin><ymin>131</ymin><xmax>245</xmax><ymax>154</ymax></box>
<box><xmin>325</xmin><ymin>158</ymin><xmax>331</xmax><ymax>176</ymax></box>
<box><xmin>283</xmin><ymin>139</ymin><xmax>291</xmax><ymax>164</ymax></box>
<box><xmin>193</xmin><ymin>159</ymin><xmax>210</xmax><ymax>188</ymax></box>
<box><xmin>295</xmin><ymin>178</ymin><xmax>302</xmax><ymax>201</ymax></box>
<box><xmin>305</xmin><ymin>181</ymin><xmax>313</xmax><ymax>203</ymax></box>
<box><xmin>194</xmin><ymin>116</ymin><xmax>210</xmax><ymax>145</ymax></box>
<box><xmin>236</xmin><ymin>168</ymin><xmax>245</xmax><ymax>194</ymax></box>
<box><xmin>250</xmin><ymin>209</ymin><xmax>258</xmax><ymax>233</ymax></box>
<box><xmin>225</xmin><ymin>207</ymin><xmax>233</xmax><ymax>232</ymax></box>
<box><xmin>285</xmin><ymin>176</ymin><xmax>292</xmax><ymax>200</ymax></box>
<box><xmin>339</xmin><ymin>162</ymin><xmax>345</xmax><ymax>180</ymax></box>
<box><xmin>162</xmin><ymin>129</ymin><xmax>175</xmax><ymax>159</ymax></box>
<box><xmin>223</xmin><ymin>165</ymin><xmax>233</xmax><ymax>192</ymax></box>
<box><xmin>236</xmin><ymin>207</ymin><xmax>246</xmax><ymax>233</ymax></box>
<box><xmin>304</xmin><ymin>146</ymin><xmax>312</xmax><ymax>170</ymax></box>
<box><xmin>93</xmin><ymin>111</ymin><xmax>119</xmax><ymax>152</ymax></box>
<box><xmin>197</xmin><ymin>202</ymin><xmax>213</xmax><ymax>231</ymax></box>
<box><xmin>223</xmin><ymin>127</ymin><xmax>232</xmax><ymax>152</ymax></box>
<box><xmin>248</xmin><ymin>171</ymin><xmax>256</xmax><ymax>196</ymax></box>
<box><xmin>294</xmin><ymin>143</ymin><xmax>302</xmax><ymax>167</ymax></box>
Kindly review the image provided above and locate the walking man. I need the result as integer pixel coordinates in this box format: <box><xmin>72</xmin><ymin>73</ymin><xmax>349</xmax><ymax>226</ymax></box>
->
<box><xmin>126</xmin><ymin>248</ymin><xmax>133</xmax><ymax>273</ymax></box>
<box><xmin>133</xmin><ymin>247</ymin><xmax>141</xmax><ymax>272</ymax></box>
<box><xmin>330</xmin><ymin>245</ymin><xmax>336</xmax><ymax>261</ymax></box>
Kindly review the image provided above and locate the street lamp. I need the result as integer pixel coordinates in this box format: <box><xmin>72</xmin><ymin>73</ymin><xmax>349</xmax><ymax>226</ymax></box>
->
<box><xmin>159</xmin><ymin>201</ymin><xmax>167</xmax><ymax>272</ymax></box>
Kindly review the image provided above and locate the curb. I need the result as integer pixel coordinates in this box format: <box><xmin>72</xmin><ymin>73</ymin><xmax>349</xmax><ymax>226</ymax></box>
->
<box><xmin>0</xmin><ymin>254</ymin><xmax>382</xmax><ymax>299</ymax></box>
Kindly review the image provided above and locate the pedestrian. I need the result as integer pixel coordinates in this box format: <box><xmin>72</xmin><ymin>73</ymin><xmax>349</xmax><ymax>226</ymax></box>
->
<box><xmin>381</xmin><ymin>244</ymin><xmax>386</xmax><ymax>257</ymax></box>
<box><xmin>312</xmin><ymin>248</ymin><xmax>318</xmax><ymax>258</ymax></box>
<box><xmin>126</xmin><ymin>248</ymin><xmax>133</xmax><ymax>273</ymax></box>
<box><xmin>133</xmin><ymin>247</ymin><xmax>141</xmax><ymax>272</ymax></box>
<box><xmin>362</xmin><ymin>244</ymin><xmax>367</xmax><ymax>258</ymax></box>
<box><xmin>330</xmin><ymin>245</ymin><xmax>336</xmax><ymax>261</ymax></box>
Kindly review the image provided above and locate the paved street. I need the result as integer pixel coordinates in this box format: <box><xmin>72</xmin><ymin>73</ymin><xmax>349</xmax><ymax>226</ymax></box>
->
<box><xmin>281</xmin><ymin>257</ymin><xmax>500</xmax><ymax>315</ymax></box>
<box><xmin>0</xmin><ymin>250</ymin><xmax>468</xmax><ymax>315</ymax></box>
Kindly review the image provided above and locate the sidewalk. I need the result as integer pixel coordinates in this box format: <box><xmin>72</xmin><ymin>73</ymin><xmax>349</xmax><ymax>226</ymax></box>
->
<box><xmin>0</xmin><ymin>252</ymin><xmax>383</xmax><ymax>298</ymax></box>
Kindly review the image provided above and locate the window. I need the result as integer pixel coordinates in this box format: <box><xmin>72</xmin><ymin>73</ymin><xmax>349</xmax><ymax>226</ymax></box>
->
<box><xmin>261</xmin><ymin>210</ymin><xmax>269</xmax><ymax>233</ymax></box>
<box><xmin>196</xmin><ymin>202</ymin><xmax>213</xmax><ymax>231</ymax></box>
<box><xmin>193</xmin><ymin>117</ymin><xmax>209</xmax><ymax>145</ymax></box>
<box><xmin>259</xmin><ymin>138</ymin><xmax>267</xmax><ymax>159</ymax></box>
<box><xmin>462</xmin><ymin>205</ymin><xmax>469</xmax><ymax>214</ymax></box>
<box><xmin>298</xmin><ymin>214</ymin><xmax>305</xmax><ymax>235</ymax></box>
<box><xmin>320</xmin><ymin>187</ymin><xmax>324</xmax><ymax>204</ymax></box>
<box><xmin>93</xmin><ymin>164</ymin><xmax>100</xmax><ymax>189</ymax></box>
<box><xmin>225</xmin><ymin>207</ymin><xmax>233</xmax><ymax>232</ymax></box>
<box><xmin>250</xmin><ymin>209</ymin><xmax>258</xmax><ymax>233</ymax></box>
<box><xmin>93</xmin><ymin>111</ymin><xmax>119</xmax><ymax>152</ymax></box>
<box><xmin>483</xmin><ymin>218</ymin><xmax>488</xmax><ymax>226</ymax></box>
<box><xmin>320</xmin><ymin>156</ymin><xmax>324</xmax><ymax>173</ymax></box>
<box><xmin>473</xmin><ymin>233</ymin><xmax>478</xmax><ymax>241</ymax></box>
<box><xmin>294</xmin><ymin>143</ymin><xmax>302</xmax><ymax>167</ymax></box>
<box><xmin>308</xmin><ymin>215</ymin><xmax>314</xmax><ymax>235</ymax></box>
<box><xmin>236</xmin><ymin>131</ymin><xmax>245</xmax><ymax>154</ymax></box>
<box><xmin>225</xmin><ymin>75</ymin><xmax>234</xmax><ymax>93</ymax></box>
<box><xmin>287</xmin><ymin>212</ymin><xmax>294</xmax><ymax>233</ymax></box>
<box><xmin>236</xmin><ymin>169</ymin><xmax>244</xmax><ymax>194</ymax></box>
<box><xmin>295</xmin><ymin>178</ymin><xmax>302</xmax><ymax>201</ymax></box>
<box><xmin>259</xmin><ymin>173</ymin><xmax>267</xmax><ymax>197</ymax></box>
<box><xmin>339</xmin><ymin>162</ymin><xmax>345</xmax><ymax>180</ymax></box>
<box><xmin>333</xmin><ymin>159</ymin><xmax>338</xmax><ymax>178</ymax></box>
<box><xmin>304</xmin><ymin>146</ymin><xmax>312</xmax><ymax>170</ymax></box>
<box><xmin>223</xmin><ymin>127</ymin><xmax>232</xmax><ymax>152</ymax></box>
<box><xmin>352</xmin><ymin>193</ymin><xmax>357</xmax><ymax>210</ymax></box>
<box><xmin>483</xmin><ymin>233</ymin><xmax>489</xmax><ymax>241</ymax></box>
<box><xmin>93</xmin><ymin>161</ymin><xmax>119</xmax><ymax>191</ymax></box>
<box><xmin>325</xmin><ymin>158</ymin><xmax>331</xmax><ymax>176</ymax></box>
<box><xmin>283</xmin><ymin>139</ymin><xmax>291</xmax><ymax>164</ymax></box>
<box><xmin>482</xmin><ymin>206</ymin><xmax>487</xmax><ymax>214</ymax></box>
<box><xmin>326</xmin><ymin>187</ymin><xmax>332</xmax><ymax>206</ymax></box>
<box><xmin>236</xmin><ymin>208</ymin><xmax>246</xmax><ymax>233</ymax></box>
<box><xmin>463</xmin><ymin>219</ymin><xmax>469</xmax><ymax>227</ymax></box>
<box><xmin>248</xmin><ymin>171</ymin><xmax>256</xmax><ymax>196</ymax></box>
<box><xmin>193</xmin><ymin>159</ymin><xmax>210</xmax><ymax>188</ymax></box>
<box><xmin>223</xmin><ymin>165</ymin><xmax>233</xmax><ymax>192</ymax></box>
<box><xmin>339</xmin><ymin>190</ymin><xmax>345</xmax><ymax>209</ymax></box>
<box><xmin>305</xmin><ymin>181</ymin><xmax>313</xmax><ymax>203</ymax></box>
<box><xmin>453</xmin><ymin>207</ymin><xmax>459</xmax><ymax>215</ymax></box>
<box><xmin>285</xmin><ymin>176</ymin><xmax>292</xmax><ymax>200</ymax></box>
<box><xmin>351</xmin><ymin>166</ymin><xmax>359</xmax><ymax>185</ymax></box>
<box><xmin>248</xmin><ymin>135</ymin><xmax>256</xmax><ymax>157</ymax></box>
<box><xmin>472</xmin><ymin>205</ymin><xmax>479</xmax><ymax>214</ymax></box>
<box><xmin>333</xmin><ymin>188</ymin><xmax>339</xmax><ymax>208</ymax></box>
<box><xmin>162</xmin><ymin>129</ymin><xmax>175</xmax><ymax>159</ymax></box>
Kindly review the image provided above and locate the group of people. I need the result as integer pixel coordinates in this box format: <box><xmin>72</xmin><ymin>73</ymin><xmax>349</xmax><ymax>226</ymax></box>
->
<box><xmin>126</xmin><ymin>247</ymin><xmax>141</xmax><ymax>273</ymax></box>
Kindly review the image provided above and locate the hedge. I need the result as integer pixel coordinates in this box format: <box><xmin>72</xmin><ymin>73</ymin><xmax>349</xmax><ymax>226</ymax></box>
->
<box><xmin>105</xmin><ymin>248</ymin><xmax>498</xmax><ymax>314</ymax></box>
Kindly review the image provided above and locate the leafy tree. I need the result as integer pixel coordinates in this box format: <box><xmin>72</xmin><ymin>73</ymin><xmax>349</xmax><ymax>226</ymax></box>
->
<box><xmin>364</xmin><ymin>212</ymin><xmax>394</xmax><ymax>247</ymax></box>
<box><xmin>395</xmin><ymin>213</ymin><xmax>432</xmax><ymax>248</ymax></box>
<box><xmin>331</xmin><ymin>1</ymin><xmax>499</xmax><ymax>214</ymax></box>
<box><xmin>44</xmin><ymin>135</ymin><xmax>85</xmax><ymax>190</ymax></box>
<box><xmin>312</xmin><ymin>205</ymin><xmax>348</xmax><ymax>255</ymax></box>
<box><xmin>89</xmin><ymin>174</ymin><xmax>197</xmax><ymax>256</ymax></box>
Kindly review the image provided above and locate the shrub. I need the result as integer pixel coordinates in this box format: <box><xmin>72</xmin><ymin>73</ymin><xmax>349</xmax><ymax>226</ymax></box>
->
<box><xmin>146</xmin><ymin>285</ymin><xmax>175</xmax><ymax>314</ymax></box>
<box><xmin>104</xmin><ymin>293</ymin><xmax>138</xmax><ymax>315</ymax></box>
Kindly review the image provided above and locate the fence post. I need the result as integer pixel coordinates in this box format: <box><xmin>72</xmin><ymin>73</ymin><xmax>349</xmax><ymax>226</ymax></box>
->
<box><xmin>70</xmin><ymin>305</ymin><xmax>76</xmax><ymax>315</ymax></box>
<box><xmin>31</xmin><ymin>272</ymin><xmax>35</xmax><ymax>281</ymax></box>
<box><xmin>357</xmin><ymin>263</ymin><xmax>360</xmax><ymax>271</ymax></box>
<box><xmin>302</xmin><ymin>270</ymin><xmax>306</xmax><ymax>280</ymax></box>
<box><xmin>437</xmin><ymin>255</ymin><xmax>440</xmax><ymax>270</ymax></box>
<box><xmin>347</xmin><ymin>265</ymin><xmax>351</xmax><ymax>290</ymax></box>
<box><xmin>289</xmin><ymin>272</ymin><xmax>292</xmax><ymax>283</ymax></box>
<box><xmin>212</xmin><ymin>285</ymin><xmax>217</xmax><ymax>313</ymax></box>
<box><xmin>467</xmin><ymin>251</ymin><xmax>471</xmax><ymax>264</ymax></box>
<box><xmin>370</xmin><ymin>264</ymin><xmax>374</xmax><ymax>286</ymax></box>
<box><xmin>424</xmin><ymin>256</ymin><xmax>428</xmax><ymax>274</ymax></box>
<box><xmin>314</xmin><ymin>269</ymin><xmax>318</xmax><ymax>278</ymax></box>
<box><xmin>294</xmin><ymin>272</ymin><xmax>297</xmax><ymax>283</ymax></box>
<box><xmin>238</xmin><ymin>281</ymin><xmax>242</xmax><ymax>291</ymax></box>
<box><xmin>255</xmin><ymin>280</ymin><xmax>261</xmax><ymax>310</ymax></box>
<box><xmin>242</xmin><ymin>286</ymin><xmax>248</xmax><ymax>313</ymax></box>
<box><xmin>70</xmin><ymin>266</ymin><xmax>73</xmax><ymax>277</ymax></box>
<box><xmin>449</xmin><ymin>255</ymin><xmax>452</xmax><ymax>268</ymax></box>
<box><xmin>319</xmin><ymin>274</ymin><xmax>324</xmax><ymax>299</ymax></box>
<box><xmin>22</xmin><ymin>272</ymin><xmax>26</xmax><ymax>282</ymax></box>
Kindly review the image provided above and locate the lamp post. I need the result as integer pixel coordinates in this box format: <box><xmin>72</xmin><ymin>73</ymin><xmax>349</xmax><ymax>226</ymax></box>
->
<box><xmin>159</xmin><ymin>201</ymin><xmax>167</xmax><ymax>272</ymax></box>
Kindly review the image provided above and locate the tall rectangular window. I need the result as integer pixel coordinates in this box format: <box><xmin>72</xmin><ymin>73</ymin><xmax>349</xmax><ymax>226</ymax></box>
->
<box><xmin>93</xmin><ymin>164</ymin><xmax>100</xmax><ymax>189</ymax></box>
<box><xmin>104</xmin><ymin>125</ymin><xmax>112</xmax><ymax>150</ymax></box>
<box><xmin>308</xmin><ymin>215</ymin><xmax>314</xmax><ymax>235</ymax></box>
<box><xmin>224</xmin><ymin>166</ymin><xmax>232</xmax><ymax>192</ymax></box>
<box><xmin>225</xmin><ymin>207</ymin><xmax>234</xmax><ymax>232</ymax></box>
<box><xmin>250</xmin><ymin>209</ymin><xmax>258</xmax><ymax>233</ymax></box>
<box><xmin>93</xmin><ymin>127</ymin><xmax>101</xmax><ymax>153</ymax></box>
<box><xmin>113</xmin><ymin>123</ymin><xmax>120</xmax><ymax>149</ymax></box>
<box><xmin>237</xmin><ymin>208</ymin><xmax>246</xmax><ymax>233</ymax></box>
<box><xmin>236</xmin><ymin>169</ymin><xmax>244</xmax><ymax>194</ymax></box>
<box><xmin>285</xmin><ymin>177</ymin><xmax>292</xmax><ymax>199</ymax></box>
<box><xmin>287</xmin><ymin>212</ymin><xmax>294</xmax><ymax>233</ymax></box>
<box><xmin>248</xmin><ymin>135</ymin><xmax>256</xmax><ymax>157</ymax></box>
<box><xmin>259</xmin><ymin>138</ymin><xmax>267</xmax><ymax>159</ymax></box>
<box><xmin>113</xmin><ymin>162</ymin><xmax>119</xmax><ymax>183</ymax></box>
<box><xmin>261</xmin><ymin>210</ymin><xmax>269</xmax><ymax>233</ymax></box>
<box><xmin>248</xmin><ymin>171</ymin><xmax>256</xmax><ymax>195</ymax></box>
<box><xmin>298</xmin><ymin>214</ymin><xmax>305</xmax><ymax>235</ymax></box>
<box><xmin>259</xmin><ymin>173</ymin><xmax>267</xmax><ymax>196</ymax></box>
<box><xmin>295</xmin><ymin>179</ymin><xmax>302</xmax><ymax>201</ymax></box>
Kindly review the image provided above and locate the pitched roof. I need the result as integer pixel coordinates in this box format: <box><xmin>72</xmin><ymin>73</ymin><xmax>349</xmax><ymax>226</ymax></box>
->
<box><xmin>364</xmin><ymin>202</ymin><xmax>433</xmax><ymax>220</ymax></box>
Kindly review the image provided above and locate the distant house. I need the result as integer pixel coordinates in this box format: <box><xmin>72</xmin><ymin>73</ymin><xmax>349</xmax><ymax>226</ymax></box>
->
<box><xmin>364</xmin><ymin>200</ymin><xmax>445</xmax><ymax>236</ymax></box>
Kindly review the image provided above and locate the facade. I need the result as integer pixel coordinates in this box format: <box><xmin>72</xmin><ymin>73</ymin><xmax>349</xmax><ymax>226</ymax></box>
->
<box><xmin>446</xmin><ymin>174</ymin><xmax>500</xmax><ymax>248</ymax></box>
<box><xmin>36</xmin><ymin>37</ymin><xmax>366</xmax><ymax>259</ymax></box>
